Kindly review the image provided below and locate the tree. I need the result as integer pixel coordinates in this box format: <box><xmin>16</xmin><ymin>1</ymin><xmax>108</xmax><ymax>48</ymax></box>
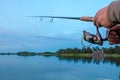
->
<box><xmin>108</xmin><ymin>47</ymin><xmax>115</xmax><ymax>54</ymax></box>
<box><xmin>86</xmin><ymin>47</ymin><xmax>92</xmax><ymax>53</ymax></box>
<box><xmin>73</xmin><ymin>48</ymin><xmax>79</xmax><ymax>54</ymax></box>
<box><xmin>56</xmin><ymin>49</ymin><xmax>66</xmax><ymax>54</ymax></box>
<box><xmin>81</xmin><ymin>47</ymin><xmax>87</xmax><ymax>53</ymax></box>
<box><xmin>114</xmin><ymin>45</ymin><xmax>120</xmax><ymax>54</ymax></box>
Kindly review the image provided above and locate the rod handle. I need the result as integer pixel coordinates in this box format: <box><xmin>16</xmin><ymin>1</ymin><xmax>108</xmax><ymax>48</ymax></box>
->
<box><xmin>80</xmin><ymin>16</ymin><xmax>94</xmax><ymax>22</ymax></box>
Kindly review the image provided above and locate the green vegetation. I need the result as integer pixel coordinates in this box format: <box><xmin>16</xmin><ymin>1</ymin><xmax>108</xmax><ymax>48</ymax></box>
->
<box><xmin>39</xmin><ymin>52</ymin><xmax>55</xmax><ymax>56</ymax></box>
<box><xmin>56</xmin><ymin>53</ymin><xmax>89</xmax><ymax>57</ymax></box>
<box><xmin>55</xmin><ymin>45</ymin><xmax>120</xmax><ymax>57</ymax></box>
<box><xmin>0</xmin><ymin>45</ymin><xmax>120</xmax><ymax>57</ymax></box>
<box><xmin>106</xmin><ymin>54</ymin><xmax>120</xmax><ymax>57</ymax></box>
<box><xmin>17</xmin><ymin>52</ymin><xmax>36</xmax><ymax>56</ymax></box>
<box><xmin>17</xmin><ymin>51</ymin><xmax>55</xmax><ymax>57</ymax></box>
<box><xmin>0</xmin><ymin>46</ymin><xmax>120</xmax><ymax>67</ymax></box>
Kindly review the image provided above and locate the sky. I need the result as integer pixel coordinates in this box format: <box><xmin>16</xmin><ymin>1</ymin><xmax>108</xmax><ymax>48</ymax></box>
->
<box><xmin>0</xmin><ymin>0</ymin><xmax>117</xmax><ymax>53</ymax></box>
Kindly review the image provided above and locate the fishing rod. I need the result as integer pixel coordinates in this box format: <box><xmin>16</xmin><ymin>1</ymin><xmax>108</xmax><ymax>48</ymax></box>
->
<box><xmin>28</xmin><ymin>16</ymin><xmax>108</xmax><ymax>46</ymax></box>
<box><xmin>27</xmin><ymin>16</ymin><xmax>94</xmax><ymax>22</ymax></box>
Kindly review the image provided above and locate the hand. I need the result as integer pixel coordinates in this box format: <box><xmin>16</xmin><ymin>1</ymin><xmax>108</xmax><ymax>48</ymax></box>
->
<box><xmin>107</xmin><ymin>24</ymin><xmax>120</xmax><ymax>44</ymax></box>
<box><xmin>94</xmin><ymin>6</ymin><xmax>112</xmax><ymax>28</ymax></box>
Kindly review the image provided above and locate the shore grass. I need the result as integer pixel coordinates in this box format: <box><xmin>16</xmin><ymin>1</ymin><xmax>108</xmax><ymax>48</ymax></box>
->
<box><xmin>105</xmin><ymin>54</ymin><xmax>120</xmax><ymax>57</ymax></box>
<box><xmin>57</xmin><ymin>53</ymin><xmax>90</xmax><ymax>57</ymax></box>
<box><xmin>57</xmin><ymin>53</ymin><xmax>120</xmax><ymax>58</ymax></box>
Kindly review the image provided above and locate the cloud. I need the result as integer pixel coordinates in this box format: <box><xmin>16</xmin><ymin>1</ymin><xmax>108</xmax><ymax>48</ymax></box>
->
<box><xmin>0</xmin><ymin>30</ymin><xmax>79</xmax><ymax>52</ymax></box>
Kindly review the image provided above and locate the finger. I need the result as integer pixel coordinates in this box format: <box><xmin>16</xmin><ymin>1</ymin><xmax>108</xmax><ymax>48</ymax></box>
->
<box><xmin>108</xmin><ymin>33</ymin><xmax>120</xmax><ymax>39</ymax></box>
<box><xmin>93</xmin><ymin>19</ymin><xmax>102</xmax><ymax>27</ymax></box>
<box><xmin>93</xmin><ymin>11</ymin><xmax>101</xmax><ymax>27</ymax></box>
<box><xmin>108</xmin><ymin>31</ymin><xmax>118</xmax><ymax>39</ymax></box>
<box><xmin>108</xmin><ymin>35</ymin><xmax>119</xmax><ymax>39</ymax></box>
<box><xmin>93</xmin><ymin>18</ymin><xmax>97</xmax><ymax>26</ymax></box>
<box><xmin>93</xmin><ymin>15</ymin><xmax>98</xmax><ymax>27</ymax></box>
<box><xmin>109</xmin><ymin>31</ymin><xmax>117</xmax><ymax>35</ymax></box>
<box><xmin>111</xmin><ymin>24</ymin><xmax>120</xmax><ymax>30</ymax></box>
<box><xmin>109</xmin><ymin>41</ymin><xmax>120</xmax><ymax>44</ymax></box>
<box><xmin>108</xmin><ymin>34</ymin><xmax>120</xmax><ymax>40</ymax></box>
<box><xmin>108</xmin><ymin>38</ymin><xmax>120</xmax><ymax>42</ymax></box>
<box><xmin>96</xmin><ymin>20</ymin><xmax>102</xmax><ymax>27</ymax></box>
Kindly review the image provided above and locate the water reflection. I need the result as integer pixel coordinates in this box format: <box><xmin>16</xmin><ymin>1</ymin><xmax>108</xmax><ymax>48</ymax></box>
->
<box><xmin>0</xmin><ymin>55</ymin><xmax>119</xmax><ymax>80</ymax></box>
<box><xmin>56</xmin><ymin>56</ymin><xmax>120</xmax><ymax>67</ymax></box>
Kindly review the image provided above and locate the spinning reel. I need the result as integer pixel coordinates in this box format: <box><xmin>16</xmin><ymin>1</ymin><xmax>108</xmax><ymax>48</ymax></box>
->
<box><xmin>82</xmin><ymin>27</ymin><xmax>109</xmax><ymax>46</ymax></box>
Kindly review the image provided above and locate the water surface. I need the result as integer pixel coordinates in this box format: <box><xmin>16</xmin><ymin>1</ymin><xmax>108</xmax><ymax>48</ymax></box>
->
<box><xmin>0</xmin><ymin>55</ymin><xmax>119</xmax><ymax>80</ymax></box>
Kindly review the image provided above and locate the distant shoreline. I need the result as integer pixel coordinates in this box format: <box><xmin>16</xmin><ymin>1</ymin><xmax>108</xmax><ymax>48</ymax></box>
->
<box><xmin>0</xmin><ymin>52</ymin><xmax>120</xmax><ymax>58</ymax></box>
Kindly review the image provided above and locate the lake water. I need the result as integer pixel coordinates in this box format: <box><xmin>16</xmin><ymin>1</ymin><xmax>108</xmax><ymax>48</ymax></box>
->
<box><xmin>0</xmin><ymin>55</ymin><xmax>119</xmax><ymax>80</ymax></box>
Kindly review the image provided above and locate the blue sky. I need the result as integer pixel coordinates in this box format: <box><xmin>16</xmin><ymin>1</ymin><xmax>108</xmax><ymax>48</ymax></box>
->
<box><xmin>0</xmin><ymin>0</ymin><xmax>116</xmax><ymax>53</ymax></box>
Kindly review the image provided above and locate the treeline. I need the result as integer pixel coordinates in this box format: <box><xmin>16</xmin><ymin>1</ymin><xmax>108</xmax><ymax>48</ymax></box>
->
<box><xmin>16</xmin><ymin>45</ymin><xmax>120</xmax><ymax>56</ymax></box>
<box><xmin>0</xmin><ymin>45</ymin><xmax>120</xmax><ymax>56</ymax></box>
<box><xmin>56</xmin><ymin>45</ymin><xmax>120</xmax><ymax>54</ymax></box>
<box><xmin>17</xmin><ymin>51</ymin><xmax>54</xmax><ymax>56</ymax></box>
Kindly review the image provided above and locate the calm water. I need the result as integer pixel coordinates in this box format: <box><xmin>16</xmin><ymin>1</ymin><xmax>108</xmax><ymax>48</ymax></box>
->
<box><xmin>0</xmin><ymin>55</ymin><xmax>119</xmax><ymax>80</ymax></box>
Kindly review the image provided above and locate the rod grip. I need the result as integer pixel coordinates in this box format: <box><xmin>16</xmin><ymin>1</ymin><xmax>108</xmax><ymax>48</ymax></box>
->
<box><xmin>80</xmin><ymin>16</ymin><xmax>94</xmax><ymax>22</ymax></box>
